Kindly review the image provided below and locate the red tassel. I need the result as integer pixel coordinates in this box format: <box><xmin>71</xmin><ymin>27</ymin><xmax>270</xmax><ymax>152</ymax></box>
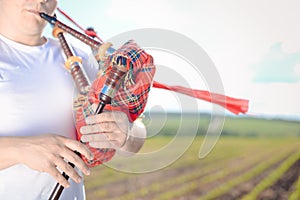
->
<box><xmin>152</xmin><ymin>81</ymin><xmax>249</xmax><ymax>115</ymax></box>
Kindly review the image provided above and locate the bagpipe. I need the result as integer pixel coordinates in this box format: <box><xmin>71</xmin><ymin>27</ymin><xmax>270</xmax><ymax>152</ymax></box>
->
<box><xmin>39</xmin><ymin>9</ymin><xmax>249</xmax><ymax>200</ymax></box>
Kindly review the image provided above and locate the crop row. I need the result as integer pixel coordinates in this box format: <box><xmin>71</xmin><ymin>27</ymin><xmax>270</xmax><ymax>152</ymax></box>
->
<box><xmin>199</xmin><ymin>148</ymin><xmax>295</xmax><ymax>200</ymax></box>
<box><xmin>241</xmin><ymin>151</ymin><xmax>300</xmax><ymax>199</ymax></box>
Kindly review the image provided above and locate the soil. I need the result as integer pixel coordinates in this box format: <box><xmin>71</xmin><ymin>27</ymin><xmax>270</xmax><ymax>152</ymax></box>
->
<box><xmin>257</xmin><ymin>159</ymin><xmax>300</xmax><ymax>200</ymax></box>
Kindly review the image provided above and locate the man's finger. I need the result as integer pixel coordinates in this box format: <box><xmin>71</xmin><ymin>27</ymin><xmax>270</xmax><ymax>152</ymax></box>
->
<box><xmin>64</xmin><ymin>139</ymin><xmax>94</xmax><ymax>160</ymax></box>
<box><xmin>60</xmin><ymin>149</ymin><xmax>91</xmax><ymax>177</ymax></box>
<box><xmin>80</xmin><ymin>122</ymin><xmax>118</xmax><ymax>134</ymax></box>
<box><xmin>48</xmin><ymin>165</ymin><xmax>70</xmax><ymax>188</ymax></box>
<box><xmin>85</xmin><ymin>111</ymin><xmax>126</xmax><ymax>125</ymax></box>
<box><xmin>81</xmin><ymin>133</ymin><xmax>108</xmax><ymax>143</ymax></box>
<box><xmin>53</xmin><ymin>157</ymin><xmax>82</xmax><ymax>184</ymax></box>
<box><xmin>89</xmin><ymin>141</ymin><xmax>114</xmax><ymax>149</ymax></box>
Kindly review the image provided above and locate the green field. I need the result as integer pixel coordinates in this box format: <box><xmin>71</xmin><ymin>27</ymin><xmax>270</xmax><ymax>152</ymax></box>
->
<box><xmin>84</xmin><ymin>114</ymin><xmax>300</xmax><ymax>200</ymax></box>
<box><xmin>142</xmin><ymin>112</ymin><xmax>300</xmax><ymax>137</ymax></box>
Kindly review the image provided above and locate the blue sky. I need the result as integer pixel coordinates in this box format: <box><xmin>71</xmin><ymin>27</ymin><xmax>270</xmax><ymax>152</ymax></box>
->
<box><xmin>49</xmin><ymin>0</ymin><xmax>300</xmax><ymax>119</ymax></box>
<box><xmin>252</xmin><ymin>42</ymin><xmax>300</xmax><ymax>83</ymax></box>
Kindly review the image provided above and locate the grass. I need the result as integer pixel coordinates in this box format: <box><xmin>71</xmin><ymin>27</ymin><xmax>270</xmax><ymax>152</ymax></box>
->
<box><xmin>84</xmin><ymin>137</ymin><xmax>300</xmax><ymax>200</ymax></box>
<box><xmin>143</xmin><ymin>112</ymin><xmax>300</xmax><ymax>137</ymax></box>
<box><xmin>289</xmin><ymin>174</ymin><xmax>300</xmax><ymax>200</ymax></box>
<box><xmin>84</xmin><ymin>115</ymin><xmax>300</xmax><ymax>200</ymax></box>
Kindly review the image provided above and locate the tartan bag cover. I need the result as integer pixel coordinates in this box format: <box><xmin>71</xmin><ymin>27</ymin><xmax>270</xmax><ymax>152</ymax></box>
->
<box><xmin>75</xmin><ymin>40</ymin><xmax>156</xmax><ymax>167</ymax></box>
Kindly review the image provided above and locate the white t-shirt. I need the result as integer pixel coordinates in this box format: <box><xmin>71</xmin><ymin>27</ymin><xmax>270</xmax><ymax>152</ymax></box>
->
<box><xmin>0</xmin><ymin>34</ymin><xmax>98</xmax><ymax>200</ymax></box>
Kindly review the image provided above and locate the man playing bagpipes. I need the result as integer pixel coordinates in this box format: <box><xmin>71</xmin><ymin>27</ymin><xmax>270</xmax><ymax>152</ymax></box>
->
<box><xmin>0</xmin><ymin>0</ymin><xmax>248</xmax><ymax>199</ymax></box>
<box><xmin>0</xmin><ymin>0</ymin><xmax>153</xmax><ymax>199</ymax></box>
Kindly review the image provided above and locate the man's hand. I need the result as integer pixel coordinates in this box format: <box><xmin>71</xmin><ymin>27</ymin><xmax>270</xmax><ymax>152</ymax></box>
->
<box><xmin>80</xmin><ymin>111</ymin><xmax>128</xmax><ymax>149</ymax></box>
<box><xmin>15</xmin><ymin>134</ymin><xmax>93</xmax><ymax>188</ymax></box>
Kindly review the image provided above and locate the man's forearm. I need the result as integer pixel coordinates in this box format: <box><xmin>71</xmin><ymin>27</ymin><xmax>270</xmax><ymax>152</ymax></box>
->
<box><xmin>0</xmin><ymin>137</ymin><xmax>21</xmax><ymax>170</ymax></box>
<box><xmin>119</xmin><ymin>119</ymin><xmax>146</xmax><ymax>154</ymax></box>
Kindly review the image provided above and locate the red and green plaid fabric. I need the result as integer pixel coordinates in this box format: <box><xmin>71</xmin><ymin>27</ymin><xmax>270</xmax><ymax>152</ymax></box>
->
<box><xmin>90</xmin><ymin>40</ymin><xmax>155</xmax><ymax>122</ymax></box>
<box><xmin>75</xmin><ymin>40</ymin><xmax>156</xmax><ymax>167</ymax></box>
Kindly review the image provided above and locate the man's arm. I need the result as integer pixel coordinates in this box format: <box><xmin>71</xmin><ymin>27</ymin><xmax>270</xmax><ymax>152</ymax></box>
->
<box><xmin>119</xmin><ymin>119</ymin><xmax>146</xmax><ymax>155</ymax></box>
<box><xmin>0</xmin><ymin>135</ymin><xmax>93</xmax><ymax>188</ymax></box>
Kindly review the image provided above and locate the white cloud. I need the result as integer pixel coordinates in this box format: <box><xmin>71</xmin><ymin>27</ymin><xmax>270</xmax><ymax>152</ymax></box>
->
<box><xmin>294</xmin><ymin>64</ymin><xmax>300</xmax><ymax>76</ymax></box>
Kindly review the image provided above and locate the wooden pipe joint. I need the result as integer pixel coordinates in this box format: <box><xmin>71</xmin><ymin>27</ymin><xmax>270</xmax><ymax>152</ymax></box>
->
<box><xmin>65</xmin><ymin>56</ymin><xmax>82</xmax><ymax>70</ymax></box>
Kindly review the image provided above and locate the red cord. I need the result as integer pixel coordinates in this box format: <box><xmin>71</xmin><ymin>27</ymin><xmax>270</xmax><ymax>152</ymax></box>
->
<box><xmin>56</xmin><ymin>7</ymin><xmax>104</xmax><ymax>43</ymax></box>
<box><xmin>153</xmin><ymin>81</ymin><xmax>248</xmax><ymax>115</ymax></box>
